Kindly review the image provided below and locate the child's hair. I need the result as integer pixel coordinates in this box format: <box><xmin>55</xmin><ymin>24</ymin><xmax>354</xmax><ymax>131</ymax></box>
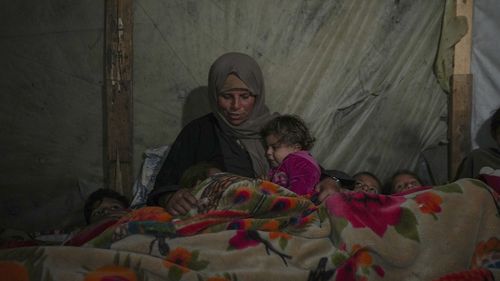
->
<box><xmin>261</xmin><ymin>114</ymin><xmax>315</xmax><ymax>150</ymax></box>
<box><xmin>388</xmin><ymin>169</ymin><xmax>422</xmax><ymax>193</ymax></box>
<box><xmin>390</xmin><ymin>169</ymin><xmax>421</xmax><ymax>183</ymax></box>
<box><xmin>353</xmin><ymin>171</ymin><xmax>382</xmax><ymax>188</ymax></box>
<box><xmin>490</xmin><ymin>107</ymin><xmax>500</xmax><ymax>139</ymax></box>
<box><xmin>179</xmin><ymin>161</ymin><xmax>222</xmax><ymax>189</ymax></box>
<box><xmin>84</xmin><ymin>188</ymin><xmax>129</xmax><ymax>224</ymax></box>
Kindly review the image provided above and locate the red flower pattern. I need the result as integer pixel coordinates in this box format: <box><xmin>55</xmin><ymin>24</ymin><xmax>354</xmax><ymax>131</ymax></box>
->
<box><xmin>270</xmin><ymin>197</ymin><xmax>296</xmax><ymax>212</ymax></box>
<box><xmin>233</xmin><ymin>188</ymin><xmax>252</xmax><ymax>204</ymax></box>
<box><xmin>118</xmin><ymin>207</ymin><xmax>172</xmax><ymax>224</ymax></box>
<box><xmin>335</xmin><ymin>245</ymin><xmax>385</xmax><ymax>280</ymax></box>
<box><xmin>163</xmin><ymin>247</ymin><xmax>192</xmax><ymax>273</ymax></box>
<box><xmin>414</xmin><ymin>192</ymin><xmax>442</xmax><ymax>216</ymax></box>
<box><xmin>326</xmin><ymin>192</ymin><xmax>406</xmax><ymax>237</ymax></box>
<box><xmin>336</xmin><ymin>258</ymin><xmax>357</xmax><ymax>281</ymax></box>
<box><xmin>228</xmin><ymin>230</ymin><xmax>260</xmax><ymax>249</ymax></box>
<box><xmin>226</xmin><ymin>219</ymin><xmax>251</xmax><ymax>230</ymax></box>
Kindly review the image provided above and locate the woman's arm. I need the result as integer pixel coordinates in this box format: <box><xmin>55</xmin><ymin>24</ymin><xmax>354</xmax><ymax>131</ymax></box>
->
<box><xmin>148</xmin><ymin>114</ymin><xmax>222</xmax><ymax>213</ymax></box>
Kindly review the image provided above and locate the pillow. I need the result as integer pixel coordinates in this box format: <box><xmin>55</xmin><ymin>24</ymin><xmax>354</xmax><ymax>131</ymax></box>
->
<box><xmin>130</xmin><ymin>145</ymin><xmax>170</xmax><ymax>208</ymax></box>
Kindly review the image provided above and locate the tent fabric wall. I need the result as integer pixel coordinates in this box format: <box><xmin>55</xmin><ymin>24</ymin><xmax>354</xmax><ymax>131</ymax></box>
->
<box><xmin>0</xmin><ymin>0</ymin><xmax>104</xmax><ymax>230</ymax></box>
<box><xmin>0</xmin><ymin>1</ymin><xmax>104</xmax><ymax>187</ymax></box>
<box><xmin>134</xmin><ymin>0</ymin><xmax>448</xmax><ymax>183</ymax></box>
<box><xmin>0</xmin><ymin>0</ymin><xmax>457</xmax><ymax>231</ymax></box>
<box><xmin>471</xmin><ymin>0</ymin><xmax>500</xmax><ymax>149</ymax></box>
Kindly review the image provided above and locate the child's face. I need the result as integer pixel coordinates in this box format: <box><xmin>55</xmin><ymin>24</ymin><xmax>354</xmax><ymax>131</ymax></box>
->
<box><xmin>353</xmin><ymin>174</ymin><xmax>380</xmax><ymax>194</ymax></box>
<box><xmin>90</xmin><ymin>198</ymin><xmax>128</xmax><ymax>224</ymax></box>
<box><xmin>392</xmin><ymin>174</ymin><xmax>421</xmax><ymax>194</ymax></box>
<box><xmin>265</xmin><ymin>134</ymin><xmax>300</xmax><ymax>167</ymax></box>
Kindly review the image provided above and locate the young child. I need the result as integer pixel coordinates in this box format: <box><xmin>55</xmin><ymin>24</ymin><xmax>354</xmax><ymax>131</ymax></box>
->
<box><xmin>261</xmin><ymin>114</ymin><xmax>321</xmax><ymax>196</ymax></box>
<box><xmin>179</xmin><ymin>161</ymin><xmax>223</xmax><ymax>189</ymax></box>
<box><xmin>352</xmin><ymin>171</ymin><xmax>382</xmax><ymax>194</ymax></box>
<box><xmin>64</xmin><ymin>189</ymin><xmax>130</xmax><ymax>246</ymax></box>
<box><xmin>389</xmin><ymin>169</ymin><xmax>423</xmax><ymax>194</ymax></box>
<box><xmin>83</xmin><ymin>188</ymin><xmax>130</xmax><ymax>225</ymax></box>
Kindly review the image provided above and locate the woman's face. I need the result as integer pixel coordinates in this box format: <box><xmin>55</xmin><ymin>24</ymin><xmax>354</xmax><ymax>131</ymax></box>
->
<box><xmin>217</xmin><ymin>89</ymin><xmax>256</xmax><ymax>126</ymax></box>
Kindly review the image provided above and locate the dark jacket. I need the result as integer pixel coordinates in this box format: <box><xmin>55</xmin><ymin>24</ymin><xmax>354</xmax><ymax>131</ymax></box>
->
<box><xmin>147</xmin><ymin>113</ymin><xmax>254</xmax><ymax>205</ymax></box>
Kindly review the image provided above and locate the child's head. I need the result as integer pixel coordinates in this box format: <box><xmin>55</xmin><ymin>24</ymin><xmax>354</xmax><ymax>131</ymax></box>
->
<box><xmin>261</xmin><ymin>114</ymin><xmax>315</xmax><ymax>167</ymax></box>
<box><xmin>353</xmin><ymin>171</ymin><xmax>382</xmax><ymax>193</ymax></box>
<box><xmin>390</xmin><ymin>169</ymin><xmax>422</xmax><ymax>194</ymax></box>
<box><xmin>84</xmin><ymin>189</ymin><xmax>129</xmax><ymax>225</ymax></box>
<box><xmin>179</xmin><ymin>161</ymin><xmax>222</xmax><ymax>188</ymax></box>
<box><xmin>491</xmin><ymin>107</ymin><xmax>500</xmax><ymax>146</ymax></box>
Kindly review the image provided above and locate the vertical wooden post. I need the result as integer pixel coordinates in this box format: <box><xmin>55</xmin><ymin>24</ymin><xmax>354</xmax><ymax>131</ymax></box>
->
<box><xmin>104</xmin><ymin>0</ymin><xmax>133</xmax><ymax>196</ymax></box>
<box><xmin>449</xmin><ymin>0</ymin><xmax>473</xmax><ymax>180</ymax></box>
<box><xmin>449</xmin><ymin>74</ymin><xmax>472</xmax><ymax>179</ymax></box>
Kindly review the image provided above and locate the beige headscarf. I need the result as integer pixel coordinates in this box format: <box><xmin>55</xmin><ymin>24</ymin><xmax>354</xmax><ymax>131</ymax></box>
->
<box><xmin>208</xmin><ymin>52</ymin><xmax>278</xmax><ymax>177</ymax></box>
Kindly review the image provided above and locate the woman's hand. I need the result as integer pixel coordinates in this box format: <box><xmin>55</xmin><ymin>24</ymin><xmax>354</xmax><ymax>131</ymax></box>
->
<box><xmin>160</xmin><ymin>189</ymin><xmax>198</xmax><ymax>216</ymax></box>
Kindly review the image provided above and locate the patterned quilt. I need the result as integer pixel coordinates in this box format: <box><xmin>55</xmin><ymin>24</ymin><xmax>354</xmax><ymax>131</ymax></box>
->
<box><xmin>1</xmin><ymin>174</ymin><xmax>499</xmax><ymax>281</ymax></box>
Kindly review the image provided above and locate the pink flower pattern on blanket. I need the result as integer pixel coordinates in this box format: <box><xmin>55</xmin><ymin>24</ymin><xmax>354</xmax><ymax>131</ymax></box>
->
<box><xmin>228</xmin><ymin>230</ymin><xmax>261</xmax><ymax>250</ymax></box>
<box><xmin>333</xmin><ymin>244</ymin><xmax>385</xmax><ymax>281</ymax></box>
<box><xmin>1</xmin><ymin>177</ymin><xmax>499</xmax><ymax>281</ymax></box>
<box><xmin>326</xmin><ymin>192</ymin><xmax>407</xmax><ymax>237</ymax></box>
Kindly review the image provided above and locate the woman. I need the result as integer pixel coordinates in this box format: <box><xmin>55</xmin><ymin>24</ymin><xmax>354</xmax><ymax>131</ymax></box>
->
<box><xmin>148</xmin><ymin>52</ymin><xmax>277</xmax><ymax>214</ymax></box>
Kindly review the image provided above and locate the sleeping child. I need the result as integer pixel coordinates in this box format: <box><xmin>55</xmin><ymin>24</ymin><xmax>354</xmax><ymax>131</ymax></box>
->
<box><xmin>261</xmin><ymin>114</ymin><xmax>321</xmax><ymax>196</ymax></box>
<box><xmin>179</xmin><ymin>161</ymin><xmax>223</xmax><ymax>189</ymax></box>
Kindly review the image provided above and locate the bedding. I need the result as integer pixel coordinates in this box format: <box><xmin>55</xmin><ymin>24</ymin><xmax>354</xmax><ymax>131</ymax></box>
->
<box><xmin>0</xmin><ymin>174</ymin><xmax>499</xmax><ymax>281</ymax></box>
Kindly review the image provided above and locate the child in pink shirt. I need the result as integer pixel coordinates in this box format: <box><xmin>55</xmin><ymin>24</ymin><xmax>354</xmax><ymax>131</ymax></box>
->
<box><xmin>261</xmin><ymin>114</ymin><xmax>321</xmax><ymax>196</ymax></box>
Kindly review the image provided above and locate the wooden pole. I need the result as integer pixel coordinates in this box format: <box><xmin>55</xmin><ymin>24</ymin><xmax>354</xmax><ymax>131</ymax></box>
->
<box><xmin>449</xmin><ymin>0</ymin><xmax>473</xmax><ymax>180</ymax></box>
<box><xmin>104</xmin><ymin>0</ymin><xmax>133</xmax><ymax>196</ymax></box>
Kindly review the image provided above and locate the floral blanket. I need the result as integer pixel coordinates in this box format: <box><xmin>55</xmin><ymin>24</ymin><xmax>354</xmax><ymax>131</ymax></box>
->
<box><xmin>1</xmin><ymin>174</ymin><xmax>499</xmax><ymax>281</ymax></box>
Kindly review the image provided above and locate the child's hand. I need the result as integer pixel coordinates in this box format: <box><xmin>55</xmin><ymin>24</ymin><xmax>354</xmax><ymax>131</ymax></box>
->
<box><xmin>314</xmin><ymin>177</ymin><xmax>343</xmax><ymax>203</ymax></box>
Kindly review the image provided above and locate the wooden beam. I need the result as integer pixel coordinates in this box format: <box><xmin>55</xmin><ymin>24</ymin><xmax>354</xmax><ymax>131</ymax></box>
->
<box><xmin>449</xmin><ymin>0</ymin><xmax>473</xmax><ymax>180</ymax></box>
<box><xmin>104</xmin><ymin>0</ymin><xmax>134</xmax><ymax>196</ymax></box>
<box><xmin>449</xmin><ymin>74</ymin><xmax>472</xmax><ymax>180</ymax></box>
<box><xmin>453</xmin><ymin>0</ymin><xmax>473</xmax><ymax>76</ymax></box>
